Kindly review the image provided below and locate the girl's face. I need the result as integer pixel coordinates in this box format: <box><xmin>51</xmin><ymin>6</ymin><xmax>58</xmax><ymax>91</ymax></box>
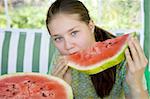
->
<box><xmin>48</xmin><ymin>13</ymin><xmax>96</xmax><ymax>55</ymax></box>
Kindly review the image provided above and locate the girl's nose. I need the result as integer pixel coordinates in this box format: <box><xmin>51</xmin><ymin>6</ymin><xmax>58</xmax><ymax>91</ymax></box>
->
<box><xmin>64</xmin><ymin>38</ymin><xmax>74</xmax><ymax>51</ymax></box>
<box><xmin>64</xmin><ymin>40</ymin><xmax>73</xmax><ymax>50</ymax></box>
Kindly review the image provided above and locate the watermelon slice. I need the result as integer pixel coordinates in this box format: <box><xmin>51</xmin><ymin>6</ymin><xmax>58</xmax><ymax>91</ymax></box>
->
<box><xmin>67</xmin><ymin>32</ymin><xmax>136</xmax><ymax>74</ymax></box>
<box><xmin>0</xmin><ymin>73</ymin><xmax>73</xmax><ymax>99</ymax></box>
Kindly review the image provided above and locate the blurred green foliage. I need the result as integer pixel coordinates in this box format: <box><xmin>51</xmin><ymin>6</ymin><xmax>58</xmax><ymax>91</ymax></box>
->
<box><xmin>0</xmin><ymin>0</ymin><xmax>142</xmax><ymax>30</ymax></box>
<box><xmin>0</xmin><ymin>11</ymin><xmax>7</xmax><ymax>28</ymax></box>
<box><xmin>82</xmin><ymin>0</ymin><xmax>142</xmax><ymax>31</ymax></box>
<box><xmin>10</xmin><ymin>6</ymin><xmax>47</xmax><ymax>28</ymax></box>
<box><xmin>100</xmin><ymin>0</ymin><xmax>142</xmax><ymax>31</ymax></box>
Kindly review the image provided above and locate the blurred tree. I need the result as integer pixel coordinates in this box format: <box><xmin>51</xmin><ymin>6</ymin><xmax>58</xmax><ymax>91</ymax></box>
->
<box><xmin>0</xmin><ymin>0</ymin><xmax>142</xmax><ymax>30</ymax></box>
<box><xmin>100</xmin><ymin>0</ymin><xmax>141</xmax><ymax>31</ymax></box>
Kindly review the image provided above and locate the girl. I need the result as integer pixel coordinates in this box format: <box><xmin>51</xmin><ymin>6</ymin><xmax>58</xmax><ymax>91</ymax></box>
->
<box><xmin>46</xmin><ymin>0</ymin><xmax>148</xmax><ymax>98</ymax></box>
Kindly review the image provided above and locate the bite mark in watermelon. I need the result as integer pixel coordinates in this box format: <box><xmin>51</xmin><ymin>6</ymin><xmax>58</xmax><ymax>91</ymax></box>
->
<box><xmin>67</xmin><ymin>32</ymin><xmax>136</xmax><ymax>74</ymax></box>
<box><xmin>0</xmin><ymin>73</ymin><xmax>73</xmax><ymax>99</ymax></box>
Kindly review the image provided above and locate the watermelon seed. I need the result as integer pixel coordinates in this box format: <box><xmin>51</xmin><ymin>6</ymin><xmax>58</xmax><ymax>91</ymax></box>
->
<box><xmin>42</xmin><ymin>93</ymin><xmax>47</xmax><ymax>97</ymax></box>
<box><xmin>12</xmin><ymin>84</ymin><xmax>15</xmax><ymax>88</ymax></box>
<box><xmin>24</xmin><ymin>80</ymin><xmax>30</xmax><ymax>84</ymax></box>
<box><xmin>12</xmin><ymin>92</ymin><xmax>16</xmax><ymax>95</ymax></box>
<box><xmin>28</xmin><ymin>80</ymin><xmax>31</xmax><ymax>82</ymax></box>
<box><xmin>105</xmin><ymin>45</ymin><xmax>108</xmax><ymax>48</ymax></box>
<box><xmin>49</xmin><ymin>93</ymin><xmax>54</xmax><ymax>96</ymax></box>
<box><xmin>6</xmin><ymin>89</ymin><xmax>9</xmax><ymax>91</ymax></box>
<box><xmin>32</xmin><ymin>81</ymin><xmax>36</xmax><ymax>84</ymax></box>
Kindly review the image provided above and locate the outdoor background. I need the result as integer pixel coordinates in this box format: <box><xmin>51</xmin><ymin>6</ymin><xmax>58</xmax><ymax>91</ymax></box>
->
<box><xmin>0</xmin><ymin>0</ymin><xmax>143</xmax><ymax>31</ymax></box>
<box><xmin>0</xmin><ymin>0</ymin><xmax>149</xmax><ymax>94</ymax></box>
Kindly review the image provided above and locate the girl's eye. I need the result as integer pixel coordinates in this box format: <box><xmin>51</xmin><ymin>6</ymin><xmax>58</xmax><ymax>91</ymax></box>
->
<box><xmin>53</xmin><ymin>37</ymin><xmax>63</xmax><ymax>42</ymax></box>
<box><xmin>71</xmin><ymin>31</ymin><xmax>79</xmax><ymax>37</ymax></box>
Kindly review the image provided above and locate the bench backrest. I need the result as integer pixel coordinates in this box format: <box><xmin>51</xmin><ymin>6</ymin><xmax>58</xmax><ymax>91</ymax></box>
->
<box><xmin>0</xmin><ymin>29</ymin><xmax>149</xmax><ymax>95</ymax></box>
<box><xmin>0</xmin><ymin>28</ymin><xmax>56</xmax><ymax>75</ymax></box>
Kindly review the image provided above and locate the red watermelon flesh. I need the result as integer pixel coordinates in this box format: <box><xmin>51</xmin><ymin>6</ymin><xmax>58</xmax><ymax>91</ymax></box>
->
<box><xmin>67</xmin><ymin>33</ymin><xmax>135</xmax><ymax>74</ymax></box>
<box><xmin>0</xmin><ymin>73</ymin><xmax>73</xmax><ymax>99</ymax></box>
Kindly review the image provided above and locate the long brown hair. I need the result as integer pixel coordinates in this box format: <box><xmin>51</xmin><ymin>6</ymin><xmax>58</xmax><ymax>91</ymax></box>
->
<box><xmin>91</xmin><ymin>26</ymin><xmax>116</xmax><ymax>97</ymax></box>
<box><xmin>46</xmin><ymin>0</ymin><xmax>116</xmax><ymax>98</ymax></box>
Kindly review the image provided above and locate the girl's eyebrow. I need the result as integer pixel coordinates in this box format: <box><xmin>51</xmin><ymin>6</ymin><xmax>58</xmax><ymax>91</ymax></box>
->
<box><xmin>67</xmin><ymin>26</ymin><xmax>77</xmax><ymax>33</ymax></box>
<box><xmin>52</xmin><ymin>26</ymin><xmax>79</xmax><ymax>37</ymax></box>
<box><xmin>51</xmin><ymin>34</ymin><xmax>61</xmax><ymax>37</ymax></box>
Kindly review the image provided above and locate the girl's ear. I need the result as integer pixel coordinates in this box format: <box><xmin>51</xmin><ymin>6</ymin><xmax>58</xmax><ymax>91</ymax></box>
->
<box><xmin>88</xmin><ymin>20</ymin><xmax>95</xmax><ymax>33</ymax></box>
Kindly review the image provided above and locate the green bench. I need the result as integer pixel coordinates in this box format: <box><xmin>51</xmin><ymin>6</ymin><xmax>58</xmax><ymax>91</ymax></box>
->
<box><xmin>0</xmin><ymin>28</ymin><xmax>56</xmax><ymax>75</ymax></box>
<box><xmin>0</xmin><ymin>28</ymin><xmax>149</xmax><ymax>95</ymax></box>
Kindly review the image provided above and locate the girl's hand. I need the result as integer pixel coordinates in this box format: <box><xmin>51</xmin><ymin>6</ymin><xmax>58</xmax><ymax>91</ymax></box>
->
<box><xmin>51</xmin><ymin>56</ymin><xmax>72</xmax><ymax>85</ymax></box>
<box><xmin>125</xmin><ymin>36</ymin><xmax>148</xmax><ymax>98</ymax></box>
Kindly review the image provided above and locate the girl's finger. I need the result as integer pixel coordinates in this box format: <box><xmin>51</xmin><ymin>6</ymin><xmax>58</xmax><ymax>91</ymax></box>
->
<box><xmin>59</xmin><ymin>64</ymin><xmax>69</xmax><ymax>76</ymax></box>
<box><xmin>53</xmin><ymin>59</ymin><xmax>64</xmax><ymax>71</ymax></box>
<box><xmin>132</xmin><ymin>37</ymin><xmax>146</xmax><ymax>60</ymax></box>
<box><xmin>54</xmin><ymin>58</ymin><xmax>65</xmax><ymax>70</ymax></box>
<box><xmin>132</xmin><ymin>37</ymin><xmax>147</xmax><ymax>63</ymax></box>
<box><xmin>55</xmin><ymin>55</ymin><xmax>65</xmax><ymax>64</ymax></box>
<box><xmin>133</xmin><ymin>37</ymin><xmax>143</xmax><ymax>54</ymax></box>
<box><xmin>125</xmin><ymin>48</ymin><xmax>135</xmax><ymax>73</ymax></box>
<box><xmin>128</xmin><ymin>39</ymin><xmax>139</xmax><ymax>63</ymax></box>
<box><xmin>54</xmin><ymin>55</ymin><xmax>67</xmax><ymax>69</ymax></box>
<box><xmin>53</xmin><ymin>60</ymin><xmax>66</xmax><ymax>75</ymax></box>
<box><xmin>128</xmin><ymin>38</ymin><xmax>141</xmax><ymax>69</ymax></box>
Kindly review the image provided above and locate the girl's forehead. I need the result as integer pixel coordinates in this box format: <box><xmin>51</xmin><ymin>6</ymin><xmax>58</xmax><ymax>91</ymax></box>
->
<box><xmin>48</xmin><ymin>14</ymin><xmax>85</xmax><ymax>35</ymax></box>
<box><xmin>51</xmin><ymin>13</ymin><xmax>80</xmax><ymax>23</ymax></box>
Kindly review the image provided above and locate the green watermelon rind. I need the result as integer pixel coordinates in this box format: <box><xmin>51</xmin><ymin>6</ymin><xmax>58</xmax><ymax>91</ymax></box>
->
<box><xmin>68</xmin><ymin>32</ymin><xmax>136</xmax><ymax>75</ymax></box>
<box><xmin>0</xmin><ymin>72</ymin><xmax>73</xmax><ymax>99</ymax></box>
<box><xmin>68</xmin><ymin>44</ymin><xmax>127</xmax><ymax>74</ymax></box>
